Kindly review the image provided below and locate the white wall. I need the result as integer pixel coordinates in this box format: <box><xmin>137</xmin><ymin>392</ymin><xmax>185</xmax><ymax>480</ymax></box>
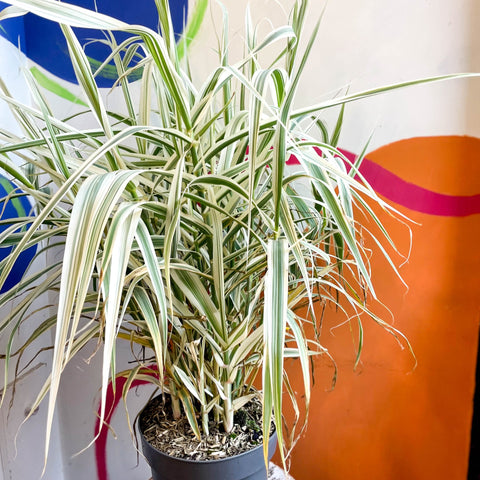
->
<box><xmin>189</xmin><ymin>0</ymin><xmax>480</xmax><ymax>152</ymax></box>
<box><xmin>0</xmin><ymin>36</ymin><xmax>66</xmax><ymax>480</ymax></box>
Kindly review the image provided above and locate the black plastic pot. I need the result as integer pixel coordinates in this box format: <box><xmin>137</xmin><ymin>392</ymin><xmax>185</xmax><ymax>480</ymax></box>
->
<box><xmin>139</xmin><ymin>399</ymin><xmax>277</xmax><ymax>480</ymax></box>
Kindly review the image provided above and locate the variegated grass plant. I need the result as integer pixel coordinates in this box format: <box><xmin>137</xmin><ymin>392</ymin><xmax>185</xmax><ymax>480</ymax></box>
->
<box><xmin>0</xmin><ymin>0</ymin><xmax>472</xmax><ymax>471</ymax></box>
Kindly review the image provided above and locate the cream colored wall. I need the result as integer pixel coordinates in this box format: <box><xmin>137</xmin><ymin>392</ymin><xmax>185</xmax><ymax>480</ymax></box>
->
<box><xmin>189</xmin><ymin>0</ymin><xmax>480</xmax><ymax>152</ymax></box>
<box><xmin>0</xmin><ymin>1</ymin><xmax>478</xmax><ymax>479</ymax></box>
<box><xmin>0</xmin><ymin>36</ymin><xmax>65</xmax><ymax>480</ymax></box>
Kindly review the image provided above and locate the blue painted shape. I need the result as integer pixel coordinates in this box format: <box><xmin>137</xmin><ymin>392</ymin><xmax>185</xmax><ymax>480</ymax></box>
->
<box><xmin>0</xmin><ymin>176</ymin><xmax>37</xmax><ymax>293</ymax></box>
<box><xmin>0</xmin><ymin>2</ymin><xmax>25</xmax><ymax>50</ymax></box>
<box><xmin>0</xmin><ymin>0</ymin><xmax>188</xmax><ymax>87</ymax></box>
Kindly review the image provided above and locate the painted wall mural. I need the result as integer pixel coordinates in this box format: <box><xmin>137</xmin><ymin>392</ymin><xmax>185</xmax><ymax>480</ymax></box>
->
<box><xmin>1</xmin><ymin>1</ymin><xmax>479</xmax><ymax>479</ymax></box>
<box><xmin>336</xmin><ymin>149</ymin><xmax>480</xmax><ymax>217</ymax></box>
<box><xmin>287</xmin><ymin>146</ymin><xmax>480</xmax><ymax>217</ymax></box>
<box><xmin>0</xmin><ymin>0</ymin><xmax>188</xmax><ymax>87</ymax></box>
<box><xmin>282</xmin><ymin>135</ymin><xmax>480</xmax><ymax>480</ymax></box>
<box><xmin>0</xmin><ymin>175</ymin><xmax>36</xmax><ymax>293</ymax></box>
<box><xmin>94</xmin><ymin>136</ymin><xmax>480</xmax><ymax>480</ymax></box>
<box><xmin>94</xmin><ymin>367</ymin><xmax>158</xmax><ymax>480</ymax></box>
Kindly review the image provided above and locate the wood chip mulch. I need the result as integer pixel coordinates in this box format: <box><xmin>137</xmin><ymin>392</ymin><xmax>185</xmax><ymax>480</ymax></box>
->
<box><xmin>139</xmin><ymin>395</ymin><xmax>274</xmax><ymax>462</ymax></box>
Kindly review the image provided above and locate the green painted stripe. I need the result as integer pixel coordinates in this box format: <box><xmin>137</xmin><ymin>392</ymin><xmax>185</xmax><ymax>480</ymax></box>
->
<box><xmin>30</xmin><ymin>66</ymin><xmax>88</xmax><ymax>106</ymax></box>
<box><xmin>177</xmin><ymin>0</ymin><xmax>208</xmax><ymax>60</ymax></box>
<box><xmin>0</xmin><ymin>177</ymin><xmax>26</xmax><ymax>217</ymax></box>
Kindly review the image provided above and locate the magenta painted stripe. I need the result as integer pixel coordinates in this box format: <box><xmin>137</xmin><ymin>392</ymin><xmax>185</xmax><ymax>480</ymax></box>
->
<box><xmin>287</xmin><ymin>148</ymin><xmax>480</xmax><ymax>217</ymax></box>
<box><xmin>95</xmin><ymin>366</ymin><xmax>158</xmax><ymax>480</ymax></box>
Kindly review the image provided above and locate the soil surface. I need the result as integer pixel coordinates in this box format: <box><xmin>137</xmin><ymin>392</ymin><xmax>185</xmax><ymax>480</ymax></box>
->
<box><xmin>139</xmin><ymin>395</ymin><xmax>274</xmax><ymax>461</ymax></box>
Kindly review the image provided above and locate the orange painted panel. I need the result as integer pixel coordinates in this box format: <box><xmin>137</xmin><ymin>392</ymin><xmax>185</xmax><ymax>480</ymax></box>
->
<box><xmin>280</xmin><ymin>136</ymin><xmax>480</xmax><ymax>480</ymax></box>
<box><xmin>370</xmin><ymin>136</ymin><xmax>480</xmax><ymax>196</ymax></box>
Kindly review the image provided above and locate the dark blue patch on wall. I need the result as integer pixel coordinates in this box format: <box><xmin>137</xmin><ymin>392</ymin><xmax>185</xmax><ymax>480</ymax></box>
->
<box><xmin>0</xmin><ymin>176</ymin><xmax>37</xmax><ymax>293</ymax></box>
<box><xmin>0</xmin><ymin>0</ymin><xmax>188</xmax><ymax>88</ymax></box>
